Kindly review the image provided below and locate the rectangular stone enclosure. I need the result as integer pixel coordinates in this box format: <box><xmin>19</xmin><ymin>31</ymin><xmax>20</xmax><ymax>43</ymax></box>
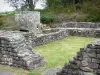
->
<box><xmin>15</xmin><ymin>11</ymin><xmax>40</xmax><ymax>35</ymax></box>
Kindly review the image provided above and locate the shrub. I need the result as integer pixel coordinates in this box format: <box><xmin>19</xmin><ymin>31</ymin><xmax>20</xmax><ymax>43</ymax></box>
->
<box><xmin>28</xmin><ymin>72</ymin><xmax>37</xmax><ymax>75</ymax></box>
<box><xmin>40</xmin><ymin>14</ymin><xmax>56</xmax><ymax>24</ymax></box>
<box><xmin>86</xmin><ymin>8</ymin><xmax>100</xmax><ymax>22</ymax></box>
<box><xmin>82</xmin><ymin>1</ymin><xmax>100</xmax><ymax>22</ymax></box>
<box><xmin>0</xmin><ymin>17</ymin><xmax>4</xmax><ymax>26</ymax></box>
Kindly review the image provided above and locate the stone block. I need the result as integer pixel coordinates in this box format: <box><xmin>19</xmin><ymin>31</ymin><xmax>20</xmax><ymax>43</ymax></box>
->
<box><xmin>15</xmin><ymin>11</ymin><xmax>41</xmax><ymax>35</ymax></box>
<box><xmin>84</xmin><ymin>72</ymin><xmax>96</xmax><ymax>75</ymax></box>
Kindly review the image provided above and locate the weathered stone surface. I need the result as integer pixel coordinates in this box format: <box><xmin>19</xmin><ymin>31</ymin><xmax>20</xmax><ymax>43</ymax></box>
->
<box><xmin>57</xmin><ymin>22</ymin><xmax>100</xmax><ymax>28</ymax></box>
<box><xmin>57</xmin><ymin>40</ymin><xmax>100</xmax><ymax>75</ymax></box>
<box><xmin>15</xmin><ymin>11</ymin><xmax>41</xmax><ymax>35</ymax></box>
<box><xmin>56</xmin><ymin>22</ymin><xmax>100</xmax><ymax>38</ymax></box>
<box><xmin>32</xmin><ymin>28</ymin><xmax>68</xmax><ymax>47</ymax></box>
<box><xmin>80</xmin><ymin>67</ymin><xmax>93</xmax><ymax>72</ymax></box>
<box><xmin>0</xmin><ymin>31</ymin><xmax>44</xmax><ymax>70</ymax></box>
<box><xmin>84</xmin><ymin>72</ymin><xmax>96</xmax><ymax>75</ymax></box>
<box><xmin>81</xmin><ymin>60</ymin><xmax>88</xmax><ymax>67</ymax></box>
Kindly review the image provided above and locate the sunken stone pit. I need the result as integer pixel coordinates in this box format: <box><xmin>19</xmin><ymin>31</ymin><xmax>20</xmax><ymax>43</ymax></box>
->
<box><xmin>0</xmin><ymin>31</ymin><xmax>44</xmax><ymax>70</ymax></box>
<box><xmin>57</xmin><ymin>40</ymin><xmax>100</xmax><ymax>75</ymax></box>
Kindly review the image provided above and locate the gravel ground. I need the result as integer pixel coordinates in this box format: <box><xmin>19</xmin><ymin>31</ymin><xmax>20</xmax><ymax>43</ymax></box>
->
<box><xmin>42</xmin><ymin>67</ymin><xmax>62</xmax><ymax>75</ymax></box>
<box><xmin>0</xmin><ymin>70</ymin><xmax>13</xmax><ymax>75</ymax></box>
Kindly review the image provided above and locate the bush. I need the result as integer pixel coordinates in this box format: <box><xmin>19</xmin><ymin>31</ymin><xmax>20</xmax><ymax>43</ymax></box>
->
<box><xmin>28</xmin><ymin>72</ymin><xmax>37</xmax><ymax>75</ymax></box>
<box><xmin>86</xmin><ymin>8</ymin><xmax>100</xmax><ymax>22</ymax></box>
<box><xmin>0</xmin><ymin>17</ymin><xmax>4</xmax><ymax>26</ymax></box>
<box><xmin>82</xmin><ymin>1</ymin><xmax>100</xmax><ymax>22</ymax></box>
<box><xmin>40</xmin><ymin>14</ymin><xmax>56</xmax><ymax>24</ymax></box>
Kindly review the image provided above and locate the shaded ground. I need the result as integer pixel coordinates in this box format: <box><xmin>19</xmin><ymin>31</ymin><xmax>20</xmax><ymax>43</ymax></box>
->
<box><xmin>42</xmin><ymin>67</ymin><xmax>61</xmax><ymax>75</ymax></box>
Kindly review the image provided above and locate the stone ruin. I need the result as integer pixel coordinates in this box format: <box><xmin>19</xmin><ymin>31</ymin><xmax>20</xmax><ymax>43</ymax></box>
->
<box><xmin>0</xmin><ymin>11</ymin><xmax>69</xmax><ymax>70</ymax></box>
<box><xmin>56</xmin><ymin>22</ymin><xmax>100</xmax><ymax>37</ymax></box>
<box><xmin>0</xmin><ymin>31</ymin><xmax>44</xmax><ymax>70</ymax></box>
<box><xmin>57</xmin><ymin>40</ymin><xmax>100</xmax><ymax>75</ymax></box>
<box><xmin>1</xmin><ymin>11</ymin><xmax>100</xmax><ymax>72</ymax></box>
<box><xmin>15</xmin><ymin>11</ymin><xmax>42</xmax><ymax>35</ymax></box>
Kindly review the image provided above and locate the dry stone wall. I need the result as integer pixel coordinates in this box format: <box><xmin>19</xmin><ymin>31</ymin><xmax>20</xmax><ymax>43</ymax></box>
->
<box><xmin>0</xmin><ymin>31</ymin><xmax>44</xmax><ymax>70</ymax></box>
<box><xmin>1</xmin><ymin>19</ymin><xmax>100</xmax><ymax>71</ymax></box>
<box><xmin>64</xmin><ymin>28</ymin><xmax>100</xmax><ymax>37</ymax></box>
<box><xmin>32</xmin><ymin>29</ymin><xmax>68</xmax><ymax>47</ymax></box>
<box><xmin>55</xmin><ymin>22</ymin><xmax>100</xmax><ymax>37</ymax></box>
<box><xmin>0</xmin><ymin>29</ymin><xmax>68</xmax><ymax>70</ymax></box>
<box><xmin>57</xmin><ymin>22</ymin><xmax>100</xmax><ymax>28</ymax></box>
<box><xmin>57</xmin><ymin>40</ymin><xmax>100</xmax><ymax>75</ymax></box>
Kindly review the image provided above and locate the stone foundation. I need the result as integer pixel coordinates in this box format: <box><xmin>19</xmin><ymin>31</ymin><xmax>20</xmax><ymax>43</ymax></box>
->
<box><xmin>57</xmin><ymin>40</ymin><xmax>100</xmax><ymax>75</ymax></box>
<box><xmin>1</xmin><ymin>22</ymin><xmax>100</xmax><ymax>70</ymax></box>
<box><xmin>0</xmin><ymin>29</ymin><xmax>68</xmax><ymax>70</ymax></box>
<box><xmin>55</xmin><ymin>22</ymin><xmax>100</xmax><ymax>37</ymax></box>
<box><xmin>57</xmin><ymin>22</ymin><xmax>100</xmax><ymax>28</ymax></box>
<box><xmin>32</xmin><ymin>29</ymin><xmax>68</xmax><ymax>47</ymax></box>
<box><xmin>0</xmin><ymin>31</ymin><xmax>44</xmax><ymax>70</ymax></box>
<box><xmin>62</xmin><ymin>28</ymin><xmax>100</xmax><ymax>37</ymax></box>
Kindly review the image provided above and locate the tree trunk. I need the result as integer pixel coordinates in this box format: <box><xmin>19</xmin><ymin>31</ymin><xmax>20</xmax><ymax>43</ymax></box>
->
<box><xmin>26</xmin><ymin>0</ymin><xmax>34</xmax><ymax>10</ymax></box>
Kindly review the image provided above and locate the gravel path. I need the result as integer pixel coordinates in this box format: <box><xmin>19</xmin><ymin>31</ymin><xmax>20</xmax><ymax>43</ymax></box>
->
<box><xmin>0</xmin><ymin>70</ymin><xmax>13</xmax><ymax>75</ymax></box>
<box><xmin>42</xmin><ymin>67</ymin><xmax>62</xmax><ymax>75</ymax></box>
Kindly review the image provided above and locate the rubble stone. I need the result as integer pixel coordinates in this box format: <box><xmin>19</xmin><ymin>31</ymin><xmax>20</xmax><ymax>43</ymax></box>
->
<box><xmin>0</xmin><ymin>31</ymin><xmax>44</xmax><ymax>70</ymax></box>
<box><xmin>57</xmin><ymin>40</ymin><xmax>100</xmax><ymax>75</ymax></box>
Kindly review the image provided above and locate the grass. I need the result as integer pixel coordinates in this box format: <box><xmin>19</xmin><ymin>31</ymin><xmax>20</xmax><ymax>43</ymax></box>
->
<box><xmin>0</xmin><ymin>36</ymin><xmax>98</xmax><ymax>75</ymax></box>
<box><xmin>33</xmin><ymin>36</ymin><xmax>97</xmax><ymax>75</ymax></box>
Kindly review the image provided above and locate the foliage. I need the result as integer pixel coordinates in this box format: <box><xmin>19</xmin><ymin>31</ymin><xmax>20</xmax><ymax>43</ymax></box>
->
<box><xmin>4</xmin><ymin>0</ymin><xmax>38</xmax><ymax>10</ymax></box>
<box><xmin>28</xmin><ymin>72</ymin><xmax>37</xmax><ymax>75</ymax></box>
<box><xmin>46</xmin><ymin>0</ymin><xmax>100</xmax><ymax>22</ymax></box>
<box><xmin>0</xmin><ymin>17</ymin><xmax>4</xmax><ymax>26</ymax></box>
<box><xmin>40</xmin><ymin>13</ymin><xmax>56</xmax><ymax>24</ymax></box>
<box><xmin>0</xmin><ymin>11</ymin><xmax>15</xmax><ymax>16</ymax></box>
<box><xmin>46</xmin><ymin>0</ymin><xmax>83</xmax><ymax>9</ymax></box>
<box><xmin>86</xmin><ymin>9</ymin><xmax>100</xmax><ymax>22</ymax></box>
<box><xmin>82</xmin><ymin>1</ymin><xmax>100</xmax><ymax>22</ymax></box>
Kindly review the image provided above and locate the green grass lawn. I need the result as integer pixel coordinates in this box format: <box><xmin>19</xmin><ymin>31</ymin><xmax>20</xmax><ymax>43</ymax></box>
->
<box><xmin>0</xmin><ymin>36</ymin><xmax>98</xmax><ymax>75</ymax></box>
<box><xmin>32</xmin><ymin>36</ymin><xmax>98</xmax><ymax>75</ymax></box>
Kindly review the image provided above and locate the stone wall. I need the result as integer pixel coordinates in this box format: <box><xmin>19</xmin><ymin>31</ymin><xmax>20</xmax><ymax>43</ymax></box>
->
<box><xmin>0</xmin><ymin>31</ymin><xmax>44</xmax><ymax>70</ymax></box>
<box><xmin>57</xmin><ymin>22</ymin><xmax>100</xmax><ymax>28</ymax></box>
<box><xmin>32</xmin><ymin>29</ymin><xmax>68</xmax><ymax>47</ymax></box>
<box><xmin>63</xmin><ymin>28</ymin><xmax>100</xmax><ymax>37</ymax></box>
<box><xmin>0</xmin><ymin>29</ymin><xmax>68</xmax><ymax>70</ymax></box>
<box><xmin>15</xmin><ymin>11</ymin><xmax>41</xmax><ymax>35</ymax></box>
<box><xmin>1</xmin><ymin>21</ymin><xmax>100</xmax><ymax>70</ymax></box>
<box><xmin>54</xmin><ymin>22</ymin><xmax>100</xmax><ymax>37</ymax></box>
<box><xmin>57</xmin><ymin>40</ymin><xmax>100</xmax><ymax>75</ymax></box>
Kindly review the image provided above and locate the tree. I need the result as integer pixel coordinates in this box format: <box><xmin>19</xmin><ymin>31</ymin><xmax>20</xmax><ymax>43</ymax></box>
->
<box><xmin>5</xmin><ymin>0</ymin><xmax>38</xmax><ymax>10</ymax></box>
<box><xmin>46</xmin><ymin>0</ymin><xmax>83</xmax><ymax>8</ymax></box>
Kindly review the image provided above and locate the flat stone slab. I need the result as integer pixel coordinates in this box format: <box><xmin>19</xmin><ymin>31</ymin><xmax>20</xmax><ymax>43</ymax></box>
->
<box><xmin>0</xmin><ymin>70</ymin><xmax>13</xmax><ymax>75</ymax></box>
<box><xmin>42</xmin><ymin>67</ymin><xmax>62</xmax><ymax>75</ymax></box>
